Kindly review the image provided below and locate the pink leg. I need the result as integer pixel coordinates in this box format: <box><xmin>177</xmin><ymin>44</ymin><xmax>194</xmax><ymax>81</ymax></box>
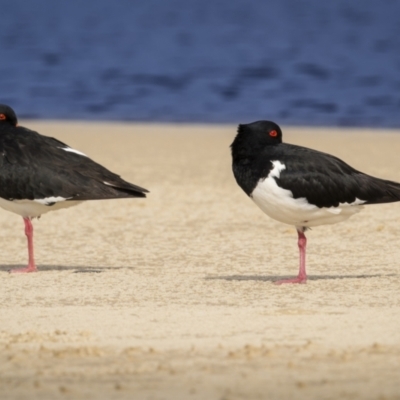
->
<box><xmin>274</xmin><ymin>229</ymin><xmax>307</xmax><ymax>284</ymax></box>
<box><xmin>10</xmin><ymin>218</ymin><xmax>38</xmax><ymax>273</ymax></box>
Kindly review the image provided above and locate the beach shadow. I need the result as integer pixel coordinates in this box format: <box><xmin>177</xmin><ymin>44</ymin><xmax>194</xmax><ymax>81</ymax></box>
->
<box><xmin>205</xmin><ymin>273</ymin><xmax>397</xmax><ymax>283</ymax></box>
<box><xmin>0</xmin><ymin>265</ymin><xmax>127</xmax><ymax>273</ymax></box>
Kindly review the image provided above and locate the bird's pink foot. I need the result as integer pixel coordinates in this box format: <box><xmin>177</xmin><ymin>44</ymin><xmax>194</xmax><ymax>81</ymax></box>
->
<box><xmin>274</xmin><ymin>276</ymin><xmax>307</xmax><ymax>285</ymax></box>
<box><xmin>10</xmin><ymin>218</ymin><xmax>38</xmax><ymax>273</ymax></box>
<box><xmin>274</xmin><ymin>230</ymin><xmax>308</xmax><ymax>284</ymax></box>
<box><xmin>9</xmin><ymin>265</ymin><xmax>38</xmax><ymax>273</ymax></box>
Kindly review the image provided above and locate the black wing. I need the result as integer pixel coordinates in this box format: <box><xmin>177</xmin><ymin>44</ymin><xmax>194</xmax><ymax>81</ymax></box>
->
<box><xmin>0</xmin><ymin>127</ymin><xmax>148</xmax><ymax>201</ymax></box>
<box><xmin>272</xmin><ymin>144</ymin><xmax>400</xmax><ymax>208</ymax></box>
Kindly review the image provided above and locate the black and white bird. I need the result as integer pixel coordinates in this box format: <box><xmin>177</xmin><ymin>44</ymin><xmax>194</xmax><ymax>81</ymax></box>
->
<box><xmin>0</xmin><ymin>104</ymin><xmax>148</xmax><ymax>273</ymax></box>
<box><xmin>231</xmin><ymin>120</ymin><xmax>400</xmax><ymax>284</ymax></box>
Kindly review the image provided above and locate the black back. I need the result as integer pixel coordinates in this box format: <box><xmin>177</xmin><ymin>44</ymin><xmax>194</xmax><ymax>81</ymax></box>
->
<box><xmin>0</xmin><ymin>105</ymin><xmax>148</xmax><ymax>201</ymax></box>
<box><xmin>231</xmin><ymin>120</ymin><xmax>400</xmax><ymax>208</ymax></box>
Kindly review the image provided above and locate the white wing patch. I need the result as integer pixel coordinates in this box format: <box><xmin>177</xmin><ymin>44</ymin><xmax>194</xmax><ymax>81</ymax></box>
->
<box><xmin>103</xmin><ymin>181</ymin><xmax>120</xmax><ymax>188</ymax></box>
<box><xmin>269</xmin><ymin>160</ymin><xmax>286</xmax><ymax>178</ymax></box>
<box><xmin>59</xmin><ymin>147</ymin><xmax>88</xmax><ymax>157</ymax></box>
<box><xmin>34</xmin><ymin>196</ymin><xmax>70</xmax><ymax>205</ymax></box>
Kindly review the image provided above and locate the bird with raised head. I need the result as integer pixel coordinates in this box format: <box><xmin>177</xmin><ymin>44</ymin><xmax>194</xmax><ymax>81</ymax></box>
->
<box><xmin>231</xmin><ymin>120</ymin><xmax>400</xmax><ymax>284</ymax></box>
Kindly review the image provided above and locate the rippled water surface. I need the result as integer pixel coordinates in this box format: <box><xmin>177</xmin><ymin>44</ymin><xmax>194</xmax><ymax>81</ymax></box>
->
<box><xmin>1</xmin><ymin>0</ymin><xmax>400</xmax><ymax>126</ymax></box>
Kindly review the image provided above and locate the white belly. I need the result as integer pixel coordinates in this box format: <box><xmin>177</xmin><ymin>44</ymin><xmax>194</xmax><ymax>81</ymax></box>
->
<box><xmin>0</xmin><ymin>197</ymin><xmax>82</xmax><ymax>218</ymax></box>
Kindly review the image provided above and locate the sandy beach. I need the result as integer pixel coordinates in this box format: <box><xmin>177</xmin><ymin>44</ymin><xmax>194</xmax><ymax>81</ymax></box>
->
<box><xmin>1</xmin><ymin>121</ymin><xmax>400</xmax><ymax>400</ymax></box>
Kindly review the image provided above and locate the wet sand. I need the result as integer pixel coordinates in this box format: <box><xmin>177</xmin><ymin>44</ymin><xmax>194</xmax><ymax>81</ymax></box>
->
<box><xmin>1</xmin><ymin>122</ymin><xmax>400</xmax><ymax>399</ymax></box>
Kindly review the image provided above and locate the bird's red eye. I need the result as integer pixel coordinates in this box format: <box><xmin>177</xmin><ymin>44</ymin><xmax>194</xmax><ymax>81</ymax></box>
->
<box><xmin>269</xmin><ymin>130</ymin><xmax>278</xmax><ymax>137</ymax></box>
<box><xmin>0</xmin><ymin>114</ymin><xmax>6</xmax><ymax>120</ymax></box>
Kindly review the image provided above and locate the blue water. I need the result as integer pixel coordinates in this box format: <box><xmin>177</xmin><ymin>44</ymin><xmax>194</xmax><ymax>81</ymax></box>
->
<box><xmin>1</xmin><ymin>0</ymin><xmax>400</xmax><ymax>126</ymax></box>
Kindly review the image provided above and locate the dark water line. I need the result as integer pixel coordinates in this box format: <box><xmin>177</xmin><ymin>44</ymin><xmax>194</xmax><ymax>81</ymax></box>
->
<box><xmin>1</xmin><ymin>0</ymin><xmax>400</xmax><ymax>127</ymax></box>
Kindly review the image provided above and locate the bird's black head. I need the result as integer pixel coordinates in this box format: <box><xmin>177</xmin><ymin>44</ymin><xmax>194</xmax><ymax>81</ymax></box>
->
<box><xmin>231</xmin><ymin>120</ymin><xmax>282</xmax><ymax>158</ymax></box>
<box><xmin>0</xmin><ymin>104</ymin><xmax>18</xmax><ymax>127</ymax></box>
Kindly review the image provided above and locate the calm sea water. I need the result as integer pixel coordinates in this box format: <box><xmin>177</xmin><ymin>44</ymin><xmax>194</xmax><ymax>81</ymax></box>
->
<box><xmin>1</xmin><ymin>0</ymin><xmax>400</xmax><ymax>126</ymax></box>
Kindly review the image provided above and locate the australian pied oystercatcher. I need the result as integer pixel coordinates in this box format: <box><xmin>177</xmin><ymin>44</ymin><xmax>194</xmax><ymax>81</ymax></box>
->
<box><xmin>0</xmin><ymin>104</ymin><xmax>148</xmax><ymax>273</ymax></box>
<box><xmin>231</xmin><ymin>120</ymin><xmax>400</xmax><ymax>284</ymax></box>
